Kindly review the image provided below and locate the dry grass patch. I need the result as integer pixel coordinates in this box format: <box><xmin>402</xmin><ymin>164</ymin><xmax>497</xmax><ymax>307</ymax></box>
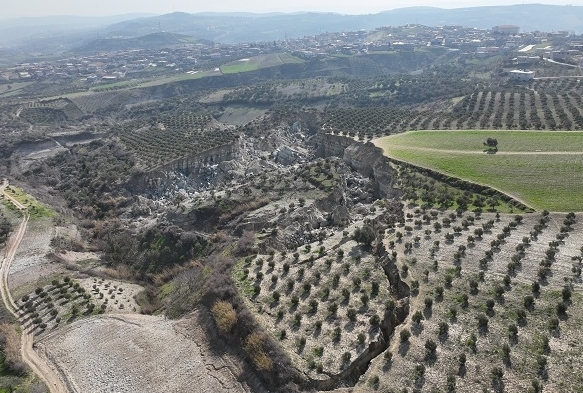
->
<box><xmin>245</xmin><ymin>332</ymin><xmax>273</xmax><ymax>371</ymax></box>
<box><xmin>211</xmin><ymin>300</ymin><xmax>237</xmax><ymax>334</ymax></box>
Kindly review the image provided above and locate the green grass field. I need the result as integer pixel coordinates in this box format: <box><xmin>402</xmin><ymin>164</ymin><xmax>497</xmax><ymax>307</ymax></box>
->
<box><xmin>220</xmin><ymin>53</ymin><xmax>303</xmax><ymax>74</ymax></box>
<box><xmin>374</xmin><ymin>130</ymin><xmax>583</xmax><ymax>212</ymax></box>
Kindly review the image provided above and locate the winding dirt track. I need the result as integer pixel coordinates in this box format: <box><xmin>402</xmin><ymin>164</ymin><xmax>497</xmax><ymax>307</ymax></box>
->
<box><xmin>0</xmin><ymin>180</ymin><xmax>68</xmax><ymax>393</ymax></box>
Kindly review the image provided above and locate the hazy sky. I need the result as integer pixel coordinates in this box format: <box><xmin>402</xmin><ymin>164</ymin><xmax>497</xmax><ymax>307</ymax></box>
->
<box><xmin>3</xmin><ymin>1</ymin><xmax>577</xmax><ymax>18</ymax></box>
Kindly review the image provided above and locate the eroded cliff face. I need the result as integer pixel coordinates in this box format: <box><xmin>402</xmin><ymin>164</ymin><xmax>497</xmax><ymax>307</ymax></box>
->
<box><xmin>313</xmin><ymin>133</ymin><xmax>401</xmax><ymax>200</ymax></box>
<box><xmin>132</xmin><ymin>141</ymin><xmax>242</xmax><ymax>192</ymax></box>
<box><xmin>312</xmin><ymin>133</ymin><xmax>355</xmax><ymax>158</ymax></box>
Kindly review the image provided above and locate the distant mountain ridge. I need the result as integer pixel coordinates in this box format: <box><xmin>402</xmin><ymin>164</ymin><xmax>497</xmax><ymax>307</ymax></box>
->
<box><xmin>103</xmin><ymin>5</ymin><xmax>583</xmax><ymax>43</ymax></box>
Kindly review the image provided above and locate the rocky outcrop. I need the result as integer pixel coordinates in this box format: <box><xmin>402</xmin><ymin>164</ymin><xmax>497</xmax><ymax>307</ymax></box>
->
<box><xmin>311</xmin><ymin>133</ymin><xmax>355</xmax><ymax>158</ymax></box>
<box><xmin>314</xmin><ymin>184</ymin><xmax>350</xmax><ymax>226</ymax></box>
<box><xmin>313</xmin><ymin>133</ymin><xmax>400</xmax><ymax>200</ymax></box>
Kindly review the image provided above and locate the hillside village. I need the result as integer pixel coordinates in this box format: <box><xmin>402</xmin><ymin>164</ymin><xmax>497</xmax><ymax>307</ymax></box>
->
<box><xmin>2</xmin><ymin>24</ymin><xmax>582</xmax><ymax>84</ymax></box>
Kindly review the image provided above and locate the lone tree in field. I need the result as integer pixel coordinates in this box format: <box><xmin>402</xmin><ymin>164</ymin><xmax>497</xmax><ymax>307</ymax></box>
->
<box><xmin>484</xmin><ymin>137</ymin><xmax>498</xmax><ymax>151</ymax></box>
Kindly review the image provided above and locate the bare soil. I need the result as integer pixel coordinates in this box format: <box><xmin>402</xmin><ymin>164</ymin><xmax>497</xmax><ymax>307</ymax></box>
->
<box><xmin>36</xmin><ymin>313</ymin><xmax>252</xmax><ymax>393</ymax></box>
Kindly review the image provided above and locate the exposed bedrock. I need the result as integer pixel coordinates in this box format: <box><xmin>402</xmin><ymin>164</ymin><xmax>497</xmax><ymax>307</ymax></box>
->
<box><xmin>132</xmin><ymin>141</ymin><xmax>242</xmax><ymax>191</ymax></box>
<box><xmin>312</xmin><ymin>133</ymin><xmax>401</xmax><ymax>200</ymax></box>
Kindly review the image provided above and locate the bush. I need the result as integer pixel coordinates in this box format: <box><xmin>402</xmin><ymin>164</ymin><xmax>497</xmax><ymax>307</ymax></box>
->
<box><xmin>412</xmin><ymin>310</ymin><xmax>423</xmax><ymax>324</ymax></box>
<box><xmin>368</xmin><ymin>375</ymin><xmax>380</xmax><ymax>389</ymax></box>
<box><xmin>211</xmin><ymin>301</ymin><xmax>237</xmax><ymax>334</ymax></box>
<box><xmin>556</xmin><ymin>302</ymin><xmax>567</xmax><ymax>316</ymax></box>
<box><xmin>562</xmin><ymin>287</ymin><xmax>572</xmax><ymax>302</ymax></box>
<box><xmin>424</xmin><ymin>297</ymin><xmax>433</xmax><ymax>309</ymax></box>
<box><xmin>400</xmin><ymin>329</ymin><xmax>411</xmax><ymax>342</ymax></box>
<box><xmin>491</xmin><ymin>367</ymin><xmax>504</xmax><ymax>383</ymax></box>
<box><xmin>313</xmin><ymin>346</ymin><xmax>324</xmax><ymax>357</ymax></box>
<box><xmin>438</xmin><ymin>321</ymin><xmax>449</xmax><ymax>336</ymax></box>
<box><xmin>332</xmin><ymin>327</ymin><xmax>341</xmax><ymax>342</ymax></box>
<box><xmin>244</xmin><ymin>332</ymin><xmax>273</xmax><ymax>371</ymax></box>
<box><xmin>425</xmin><ymin>339</ymin><xmax>437</xmax><ymax>359</ymax></box>
<box><xmin>347</xmin><ymin>308</ymin><xmax>357</xmax><ymax>322</ymax></box>
<box><xmin>476</xmin><ymin>314</ymin><xmax>488</xmax><ymax>329</ymax></box>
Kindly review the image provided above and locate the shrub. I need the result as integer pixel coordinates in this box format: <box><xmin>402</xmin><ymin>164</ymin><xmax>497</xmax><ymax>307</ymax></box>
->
<box><xmin>486</xmin><ymin>299</ymin><xmax>495</xmax><ymax>311</ymax></box>
<box><xmin>272</xmin><ymin>291</ymin><xmax>280</xmax><ymax>302</ymax></box>
<box><xmin>414</xmin><ymin>364</ymin><xmax>426</xmax><ymax>382</ymax></box>
<box><xmin>308</xmin><ymin>299</ymin><xmax>318</xmax><ymax>314</ymax></box>
<box><xmin>491</xmin><ymin>367</ymin><xmax>504</xmax><ymax>384</ymax></box>
<box><xmin>328</xmin><ymin>302</ymin><xmax>338</xmax><ymax>316</ymax></box>
<box><xmin>244</xmin><ymin>332</ymin><xmax>273</xmax><ymax>371</ymax></box>
<box><xmin>524</xmin><ymin>295</ymin><xmax>535</xmax><ymax>309</ymax></box>
<box><xmin>548</xmin><ymin>317</ymin><xmax>559</xmax><ymax>331</ymax></box>
<box><xmin>412</xmin><ymin>310</ymin><xmax>423</xmax><ymax>324</ymax></box>
<box><xmin>562</xmin><ymin>287</ymin><xmax>572</xmax><ymax>302</ymax></box>
<box><xmin>476</xmin><ymin>314</ymin><xmax>488</xmax><ymax>329</ymax></box>
<box><xmin>466</xmin><ymin>333</ymin><xmax>477</xmax><ymax>352</ymax></box>
<box><xmin>368</xmin><ymin>375</ymin><xmax>380</xmax><ymax>389</ymax></box>
<box><xmin>400</xmin><ymin>329</ymin><xmax>411</xmax><ymax>342</ymax></box>
<box><xmin>332</xmin><ymin>327</ymin><xmax>341</xmax><ymax>342</ymax></box>
<box><xmin>425</xmin><ymin>339</ymin><xmax>437</xmax><ymax>359</ymax></box>
<box><xmin>293</xmin><ymin>313</ymin><xmax>302</xmax><ymax>327</ymax></box>
<box><xmin>211</xmin><ymin>301</ymin><xmax>237</xmax><ymax>334</ymax></box>
<box><xmin>532</xmin><ymin>281</ymin><xmax>540</xmax><ymax>293</ymax></box>
<box><xmin>361</xmin><ymin>294</ymin><xmax>369</xmax><ymax>307</ymax></box>
<box><xmin>347</xmin><ymin>308</ymin><xmax>357</xmax><ymax>322</ymax></box>
<box><xmin>438</xmin><ymin>321</ymin><xmax>449</xmax><ymax>336</ymax></box>
<box><xmin>369</xmin><ymin>314</ymin><xmax>380</xmax><ymax>326</ymax></box>
<box><xmin>556</xmin><ymin>302</ymin><xmax>567</xmax><ymax>316</ymax></box>
<box><xmin>313</xmin><ymin>346</ymin><xmax>324</xmax><ymax>357</ymax></box>
<box><xmin>424</xmin><ymin>297</ymin><xmax>433</xmax><ymax>309</ymax></box>
<box><xmin>341</xmin><ymin>288</ymin><xmax>350</xmax><ymax>302</ymax></box>
<box><xmin>410</xmin><ymin>280</ymin><xmax>419</xmax><ymax>292</ymax></box>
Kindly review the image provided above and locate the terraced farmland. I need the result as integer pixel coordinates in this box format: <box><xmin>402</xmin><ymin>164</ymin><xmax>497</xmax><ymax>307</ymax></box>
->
<box><xmin>374</xmin><ymin>130</ymin><xmax>583</xmax><ymax>211</ymax></box>
<box><xmin>118</xmin><ymin>113</ymin><xmax>238</xmax><ymax>170</ymax></box>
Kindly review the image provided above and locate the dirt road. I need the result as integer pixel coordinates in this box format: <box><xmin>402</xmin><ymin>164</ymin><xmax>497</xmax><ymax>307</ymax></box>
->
<box><xmin>0</xmin><ymin>180</ymin><xmax>69</xmax><ymax>393</ymax></box>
